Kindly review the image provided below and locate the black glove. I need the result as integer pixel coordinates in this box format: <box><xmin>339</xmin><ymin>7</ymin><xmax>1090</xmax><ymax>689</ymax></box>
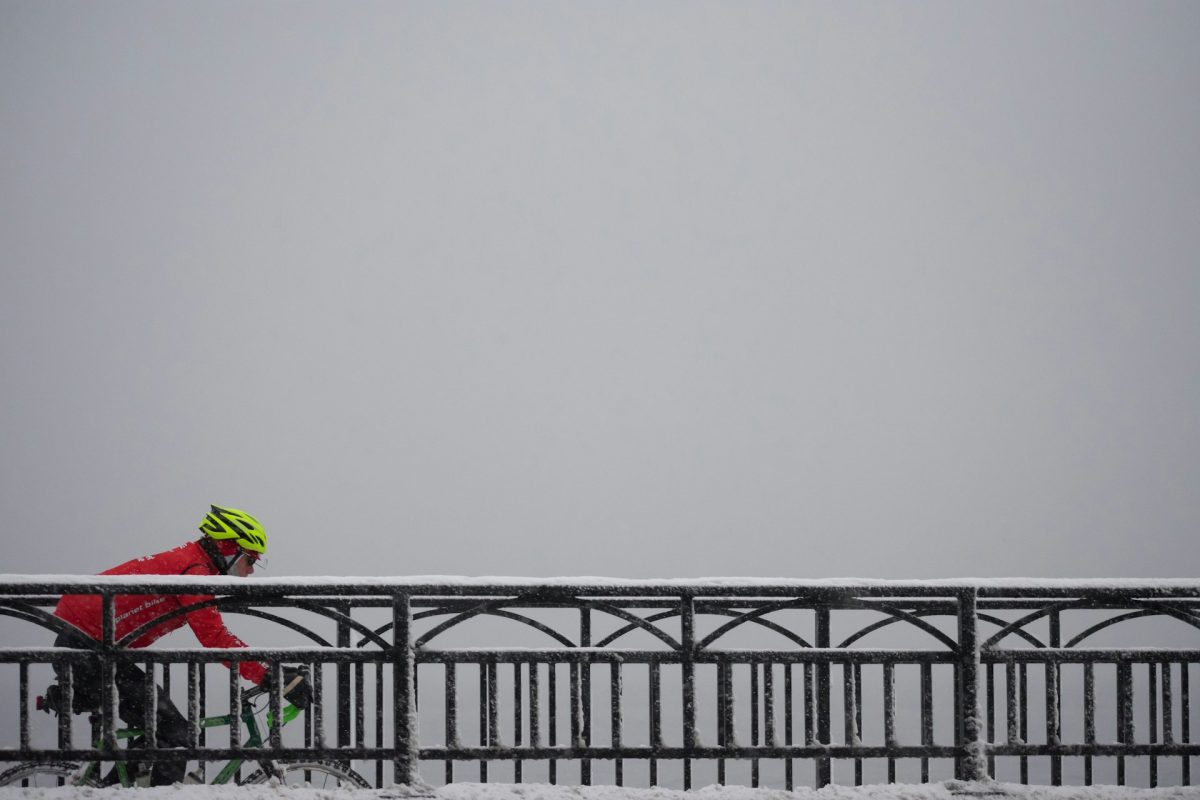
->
<box><xmin>281</xmin><ymin>666</ymin><xmax>313</xmax><ymax>710</ymax></box>
<box><xmin>262</xmin><ymin>666</ymin><xmax>313</xmax><ymax>710</ymax></box>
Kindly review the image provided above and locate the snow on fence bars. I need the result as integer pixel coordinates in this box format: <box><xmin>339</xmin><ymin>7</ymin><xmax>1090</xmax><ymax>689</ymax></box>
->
<box><xmin>1</xmin><ymin>578</ymin><xmax>1199</xmax><ymax>790</ymax></box>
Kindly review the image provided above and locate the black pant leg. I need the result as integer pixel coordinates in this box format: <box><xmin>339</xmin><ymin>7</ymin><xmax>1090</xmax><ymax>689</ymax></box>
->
<box><xmin>54</xmin><ymin>631</ymin><xmax>189</xmax><ymax>785</ymax></box>
<box><xmin>113</xmin><ymin>663</ymin><xmax>188</xmax><ymax>785</ymax></box>
<box><xmin>52</xmin><ymin>630</ymin><xmax>101</xmax><ymax>712</ymax></box>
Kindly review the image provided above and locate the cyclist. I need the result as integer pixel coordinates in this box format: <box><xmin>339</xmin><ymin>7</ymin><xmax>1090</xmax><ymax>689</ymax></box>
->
<box><xmin>51</xmin><ymin>505</ymin><xmax>310</xmax><ymax>785</ymax></box>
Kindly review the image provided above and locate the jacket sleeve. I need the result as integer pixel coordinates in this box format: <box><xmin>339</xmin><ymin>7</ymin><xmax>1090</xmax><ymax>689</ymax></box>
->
<box><xmin>175</xmin><ymin>593</ymin><xmax>266</xmax><ymax>683</ymax></box>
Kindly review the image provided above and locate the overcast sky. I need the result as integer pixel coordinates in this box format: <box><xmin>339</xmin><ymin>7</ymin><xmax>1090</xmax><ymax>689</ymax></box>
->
<box><xmin>2</xmin><ymin>1</ymin><xmax>1197</xmax><ymax>580</ymax></box>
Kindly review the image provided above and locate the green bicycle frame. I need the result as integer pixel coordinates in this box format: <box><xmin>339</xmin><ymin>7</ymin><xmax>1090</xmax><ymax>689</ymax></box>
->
<box><xmin>78</xmin><ymin>703</ymin><xmax>301</xmax><ymax>787</ymax></box>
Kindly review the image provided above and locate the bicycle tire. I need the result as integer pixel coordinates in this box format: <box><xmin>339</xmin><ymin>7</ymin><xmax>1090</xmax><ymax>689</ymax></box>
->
<box><xmin>0</xmin><ymin>761</ymin><xmax>102</xmax><ymax>788</ymax></box>
<box><xmin>242</xmin><ymin>760</ymin><xmax>371</xmax><ymax>788</ymax></box>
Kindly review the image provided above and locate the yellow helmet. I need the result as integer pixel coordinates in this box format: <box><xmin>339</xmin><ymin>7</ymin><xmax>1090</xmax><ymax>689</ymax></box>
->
<box><xmin>199</xmin><ymin>505</ymin><xmax>267</xmax><ymax>555</ymax></box>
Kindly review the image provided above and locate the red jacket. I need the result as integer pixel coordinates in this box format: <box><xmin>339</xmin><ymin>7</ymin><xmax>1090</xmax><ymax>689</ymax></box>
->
<box><xmin>53</xmin><ymin>540</ymin><xmax>267</xmax><ymax>684</ymax></box>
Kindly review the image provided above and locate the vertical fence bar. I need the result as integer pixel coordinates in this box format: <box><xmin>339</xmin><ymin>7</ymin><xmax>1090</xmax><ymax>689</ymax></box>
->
<box><xmin>986</xmin><ymin>663</ymin><xmax>996</xmax><ymax>778</ymax></box>
<box><xmin>1150</xmin><ymin>662</ymin><xmax>1159</xmax><ymax>788</ymax></box>
<box><xmin>884</xmin><ymin>661</ymin><xmax>896</xmax><ymax>783</ymax></box>
<box><xmin>954</xmin><ymin>658</ymin><xmax>963</xmax><ymax>781</ymax></box>
<box><xmin>716</xmin><ymin>662</ymin><xmax>723</xmax><ymax>784</ymax></box>
<box><xmin>56</xmin><ymin>662</ymin><xmax>72</xmax><ymax>751</ymax></box>
<box><xmin>842</xmin><ymin>662</ymin><xmax>856</xmax><ymax>744</ymax></box>
<box><xmin>479</xmin><ymin>663</ymin><xmax>490</xmax><ymax>782</ymax></box>
<box><xmin>162</xmin><ymin>663</ymin><xmax>171</xmax><ymax>738</ymax></box>
<box><xmin>306</xmin><ymin>664</ymin><xmax>318</xmax><ymax>785</ymax></box>
<box><xmin>1117</xmin><ymin>664</ymin><xmax>1125</xmax><ymax>785</ymax></box>
<box><xmin>187</xmin><ymin>662</ymin><xmax>201</xmax><ymax>779</ymax></box>
<box><xmin>1163</xmin><ymin>661</ymin><xmax>1174</xmax><ymax>747</ymax></box>
<box><xmin>19</xmin><ymin>662</ymin><xmax>29</xmax><ymax>753</ymax></box>
<box><xmin>716</xmin><ymin>661</ymin><xmax>727</xmax><ymax>785</ymax></box>
<box><xmin>842</xmin><ymin>664</ymin><xmax>856</xmax><ymax>784</ymax></box>
<box><xmin>337</xmin><ymin>601</ymin><xmax>352</xmax><ymax>753</ymax></box>
<box><xmin>611</xmin><ymin>661</ymin><xmax>623</xmax><ymax>786</ymax></box>
<box><xmin>101</xmin><ymin>593</ymin><xmax>117</xmax><ymax>753</ymax></box>
<box><xmin>854</xmin><ymin>663</ymin><xmax>863</xmax><ymax>785</ymax></box>
<box><xmin>1006</xmin><ymin>661</ymin><xmax>1019</xmax><ymax>748</ymax></box>
<box><xmin>444</xmin><ymin>663</ymin><xmax>457</xmax><ymax>783</ymax></box>
<box><xmin>549</xmin><ymin>664</ymin><xmax>558</xmax><ymax>785</ymax></box>
<box><xmin>530</xmin><ymin>662</ymin><xmax>541</xmax><ymax>751</ymax></box>
<box><xmin>1118</xmin><ymin>660</ymin><xmax>1134</xmax><ymax>786</ymax></box>
<box><xmin>1183</xmin><ymin>663</ymin><xmax>1191</xmax><ymax>786</ymax></box>
<box><xmin>303</xmin><ymin>664</ymin><xmax>314</xmax><ymax>785</ymax></box>
<box><xmin>488</xmin><ymin>662</ymin><xmax>500</xmax><ymax>751</ymax></box>
<box><xmin>785</xmin><ymin>663</ymin><xmax>794</xmax><ymax>791</ymax></box>
<box><xmin>376</xmin><ymin>663</ymin><xmax>384</xmax><ymax>788</ymax></box>
<box><xmin>350</xmin><ymin>661</ymin><xmax>363</xmax><ymax>782</ymax></box>
<box><xmin>311</xmin><ymin>663</ymin><xmax>324</xmax><ymax>751</ymax></box>
<box><xmin>200</xmin><ymin>650</ymin><xmax>208</xmax><ymax>779</ymax></box>
<box><xmin>726</xmin><ymin>659</ymin><xmax>737</xmax><ymax>748</ymax></box>
<box><xmin>844</xmin><ymin>662</ymin><xmax>854</xmax><ymax>748</ymax></box>
<box><xmin>269</xmin><ymin>662</ymin><xmax>284</xmax><ymax>750</ymax></box>
<box><xmin>514</xmin><ymin>663</ymin><xmax>524</xmax><ymax>782</ymax></box>
<box><xmin>1084</xmin><ymin>662</ymin><xmax>1095</xmax><ymax>785</ymax></box>
<box><xmin>186</xmin><ymin>662</ymin><xmax>198</xmax><ymax>743</ymax></box>
<box><xmin>228</xmin><ymin>662</ymin><xmax>240</xmax><ymax>750</ymax></box>
<box><xmin>921</xmin><ymin>661</ymin><xmax>933</xmax><ymax>783</ymax></box>
<box><xmin>766</xmin><ymin>661</ymin><xmax>778</xmax><ymax>750</ymax></box>
<box><xmin>957</xmin><ymin>589</ymin><xmax>986</xmax><ymax>782</ymax></box>
<box><xmin>1019</xmin><ymin>663</ymin><xmax>1028</xmax><ymax>784</ymax></box>
<box><xmin>580</xmin><ymin>608</ymin><xmax>592</xmax><ymax>786</ymax></box>
<box><xmin>816</xmin><ymin>606</ymin><xmax>831</xmax><ymax>788</ymax></box>
<box><xmin>355</xmin><ymin>661</ymin><xmax>365</xmax><ymax>753</ymax></box>
<box><xmin>649</xmin><ymin>662</ymin><xmax>660</xmax><ymax>787</ymax></box>
<box><xmin>393</xmin><ymin>593</ymin><xmax>417</xmax><ymax>786</ymax></box>
<box><xmin>1122</xmin><ymin>660</ymin><xmax>1135</xmax><ymax>749</ymax></box>
<box><xmin>751</xmin><ymin>660</ymin><xmax>760</xmax><ymax>788</ymax></box>
<box><xmin>681</xmin><ymin>594</ymin><xmax>697</xmax><ymax>791</ymax></box>
<box><xmin>1046</xmin><ymin>661</ymin><xmax>1060</xmax><ymax>785</ymax></box>
<box><xmin>804</xmin><ymin>662</ymin><xmax>815</xmax><ymax>749</ymax></box>
<box><xmin>1049</xmin><ymin>610</ymin><xmax>1061</xmax><ymax>786</ymax></box>
<box><xmin>570</xmin><ymin>661</ymin><xmax>582</xmax><ymax>763</ymax></box>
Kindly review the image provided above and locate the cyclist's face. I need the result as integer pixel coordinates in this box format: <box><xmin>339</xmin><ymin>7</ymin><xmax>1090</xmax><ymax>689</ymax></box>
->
<box><xmin>229</xmin><ymin>551</ymin><xmax>257</xmax><ymax>577</ymax></box>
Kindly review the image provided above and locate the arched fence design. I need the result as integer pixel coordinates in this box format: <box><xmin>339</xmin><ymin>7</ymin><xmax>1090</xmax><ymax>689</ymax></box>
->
<box><xmin>1</xmin><ymin>577</ymin><xmax>1198</xmax><ymax>789</ymax></box>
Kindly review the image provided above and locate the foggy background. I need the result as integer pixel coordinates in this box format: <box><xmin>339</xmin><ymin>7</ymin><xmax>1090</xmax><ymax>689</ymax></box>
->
<box><xmin>2</xmin><ymin>1</ymin><xmax>1198</xmax><ymax>580</ymax></box>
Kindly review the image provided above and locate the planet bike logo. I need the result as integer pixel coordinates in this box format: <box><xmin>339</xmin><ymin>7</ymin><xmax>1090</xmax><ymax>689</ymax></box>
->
<box><xmin>114</xmin><ymin>596</ymin><xmax>168</xmax><ymax>624</ymax></box>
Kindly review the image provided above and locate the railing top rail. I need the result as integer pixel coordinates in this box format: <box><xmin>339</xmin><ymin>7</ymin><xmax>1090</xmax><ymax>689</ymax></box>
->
<box><xmin>2</xmin><ymin>574</ymin><xmax>1199</xmax><ymax>598</ymax></box>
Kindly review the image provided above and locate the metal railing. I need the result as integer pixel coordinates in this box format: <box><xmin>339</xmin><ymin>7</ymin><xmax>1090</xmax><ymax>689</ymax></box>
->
<box><xmin>1</xmin><ymin>577</ymin><xmax>1198</xmax><ymax>789</ymax></box>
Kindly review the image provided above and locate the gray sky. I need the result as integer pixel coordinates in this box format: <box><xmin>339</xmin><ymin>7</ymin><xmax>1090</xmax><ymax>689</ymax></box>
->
<box><xmin>2</xmin><ymin>1</ymin><xmax>1197</xmax><ymax>580</ymax></box>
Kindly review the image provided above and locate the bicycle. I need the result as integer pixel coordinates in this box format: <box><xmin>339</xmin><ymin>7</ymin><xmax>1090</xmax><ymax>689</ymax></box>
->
<box><xmin>0</xmin><ymin>679</ymin><xmax>371</xmax><ymax>789</ymax></box>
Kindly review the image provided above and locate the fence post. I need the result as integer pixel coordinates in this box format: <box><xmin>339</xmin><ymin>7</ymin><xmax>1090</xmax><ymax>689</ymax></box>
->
<box><xmin>681</xmin><ymin>592</ymin><xmax>697</xmax><ymax>790</ymax></box>
<box><xmin>815</xmin><ymin>604</ymin><xmax>831</xmax><ymax>787</ymax></box>
<box><xmin>580</xmin><ymin>606</ymin><xmax>592</xmax><ymax>785</ymax></box>
<box><xmin>101</xmin><ymin>592</ymin><xmax>118</xmax><ymax>753</ymax></box>
<box><xmin>1049</xmin><ymin>609</ymin><xmax>1062</xmax><ymax>785</ymax></box>
<box><xmin>957</xmin><ymin>588</ymin><xmax>988</xmax><ymax>781</ymax></box>
<box><xmin>393</xmin><ymin>592</ymin><xmax>418</xmax><ymax>785</ymax></box>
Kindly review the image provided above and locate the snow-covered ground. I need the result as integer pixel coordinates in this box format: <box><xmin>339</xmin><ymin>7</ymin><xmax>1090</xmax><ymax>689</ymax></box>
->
<box><xmin>3</xmin><ymin>782</ymin><xmax>1200</xmax><ymax>800</ymax></box>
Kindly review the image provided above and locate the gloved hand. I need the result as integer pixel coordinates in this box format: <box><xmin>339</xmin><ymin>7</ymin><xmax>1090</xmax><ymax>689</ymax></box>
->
<box><xmin>261</xmin><ymin>666</ymin><xmax>313</xmax><ymax>710</ymax></box>
<box><xmin>281</xmin><ymin>666</ymin><xmax>313</xmax><ymax>710</ymax></box>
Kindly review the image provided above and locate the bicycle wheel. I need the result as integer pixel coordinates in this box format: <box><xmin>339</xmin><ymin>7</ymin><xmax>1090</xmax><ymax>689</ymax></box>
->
<box><xmin>0</xmin><ymin>761</ymin><xmax>101</xmax><ymax>788</ymax></box>
<box><xmin>243</xmin><ymin>760</ymin><xmax>371</xmax><ymax>788</ymax></box>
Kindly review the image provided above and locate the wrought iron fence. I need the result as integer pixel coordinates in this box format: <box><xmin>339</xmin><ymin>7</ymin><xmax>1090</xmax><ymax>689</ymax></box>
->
<box><xmin>1</xmin><ymin>577</ymin><xmax>1198</xmax><ymax>789</ymax></box>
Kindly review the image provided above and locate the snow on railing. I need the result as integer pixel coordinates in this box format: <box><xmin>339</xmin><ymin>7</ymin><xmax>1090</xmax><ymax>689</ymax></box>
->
<box><xmin>1</xmin><ymin>577</ymin><xmax>1198</xmax><ymax>790</ymax></box>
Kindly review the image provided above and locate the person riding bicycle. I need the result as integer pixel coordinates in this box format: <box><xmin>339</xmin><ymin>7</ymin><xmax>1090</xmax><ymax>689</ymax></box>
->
<box><xmin>51</xmin><ymin>505</ymin><xmax>311</xmax><ymax>785</ymax></box>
